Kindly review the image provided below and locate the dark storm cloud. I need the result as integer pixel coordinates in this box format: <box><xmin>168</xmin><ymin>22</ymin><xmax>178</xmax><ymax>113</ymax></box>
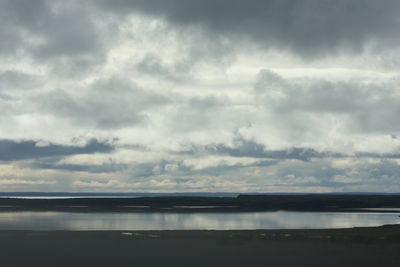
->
<box><xmin>0</xmin><ymin>0</ymin><xmax>46</xmax><ymax>54</ymax></box>
<box><xmin>0</xmin><ymin>138</ymin><xmax>114</xmax><ymax>161</ymax></box>
<box><xmin>96</xmin><ymin>0</ymin><xmax>400</xmax><ymax>57</ymax></box>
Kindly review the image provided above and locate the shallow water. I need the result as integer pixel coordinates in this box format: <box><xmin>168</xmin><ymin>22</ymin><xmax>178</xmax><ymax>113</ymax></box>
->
<box><xmin>0</xmin><ymin>211</ymin><xmax>399</xmax><ymax>230</ymax></box>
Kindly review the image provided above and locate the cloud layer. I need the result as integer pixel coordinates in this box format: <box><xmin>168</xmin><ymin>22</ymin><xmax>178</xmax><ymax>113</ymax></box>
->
<box><xmin>0</xmin><ymin>0</ymin><xmax>399</xmax><ymax>192</ymax></box>
<box><xmin>0</xmin><ymin>138</ymin><xmax>114</xmax><ymax>161</ymax></box>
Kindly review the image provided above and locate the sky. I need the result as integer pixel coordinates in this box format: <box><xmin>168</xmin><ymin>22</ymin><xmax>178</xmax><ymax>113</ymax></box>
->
<box><xmin>1</xmin><ymin>0</ymin><xmax>400</xmax><ymax>193</ymax></box>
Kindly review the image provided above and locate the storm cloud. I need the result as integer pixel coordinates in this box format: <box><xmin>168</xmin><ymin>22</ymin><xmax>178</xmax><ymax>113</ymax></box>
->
<box><xmin>97</xmin><ymin>0</ymin><xmax>400</xmax><ymax>58</ymax></box>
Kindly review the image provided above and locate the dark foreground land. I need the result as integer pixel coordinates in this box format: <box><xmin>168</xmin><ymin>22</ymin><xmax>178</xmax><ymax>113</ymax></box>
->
<box><xmin>1</xmin><ymin>225</ymin><xmax>400</xmax><ymax>267</ymax></box>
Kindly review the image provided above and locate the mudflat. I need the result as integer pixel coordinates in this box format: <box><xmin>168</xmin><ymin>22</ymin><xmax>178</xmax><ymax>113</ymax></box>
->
<box><xmin>0</xmin><ymin>225</ymin><xmax>399</xmax><ymax>267</ymax></box>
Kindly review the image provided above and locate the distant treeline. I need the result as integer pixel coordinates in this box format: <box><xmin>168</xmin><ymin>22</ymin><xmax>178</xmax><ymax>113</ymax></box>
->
<box><xmin>0</xmin><ymin>192</ymin><xmax>239</xmax><ymax>197</ymax></box>
<box><xmin>1</xmin><ymin>194</ymin><xmax>400</xmax><ymax>212</ymax></box>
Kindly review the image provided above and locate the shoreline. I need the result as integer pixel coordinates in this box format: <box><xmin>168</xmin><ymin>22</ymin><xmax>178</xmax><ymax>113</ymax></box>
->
<box><xmin>1</xmin><ymin>225</ymin><xmax>399</xmax><ymax>267</ymax></box>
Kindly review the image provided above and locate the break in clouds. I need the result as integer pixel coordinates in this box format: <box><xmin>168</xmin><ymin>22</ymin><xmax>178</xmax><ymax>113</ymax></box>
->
<box><xmin>0</xmin><ymin>0</ymin><xmax>400</xmax><ymax>192</ymax></box>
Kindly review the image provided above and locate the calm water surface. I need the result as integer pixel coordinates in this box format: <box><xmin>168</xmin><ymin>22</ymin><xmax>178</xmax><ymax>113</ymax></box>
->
<box><xmin>0</xmin><ymin>211</ymin><xmax>399</xmax><ymax>230</ymax></box>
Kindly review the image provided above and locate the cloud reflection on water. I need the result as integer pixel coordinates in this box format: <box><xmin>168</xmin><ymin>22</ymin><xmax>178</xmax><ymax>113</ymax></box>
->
<box><xmin>0</xmin><ymin>211</ymin><xmax>399</xmax><ymax>230</ymax></box>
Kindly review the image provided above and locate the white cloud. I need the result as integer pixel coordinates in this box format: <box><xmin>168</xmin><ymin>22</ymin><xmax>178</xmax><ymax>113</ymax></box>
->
<box><xmin>0</xmin><ymin>0</ymin><xmax>399</xmax><ymax>192</ymax></box>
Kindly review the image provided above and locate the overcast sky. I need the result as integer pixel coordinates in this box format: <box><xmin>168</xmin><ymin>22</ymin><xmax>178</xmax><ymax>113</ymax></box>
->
<box><xmin>1</xmin><ymin>0</ymin><xmax>400</xmax><ymax>193</ymax></box>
